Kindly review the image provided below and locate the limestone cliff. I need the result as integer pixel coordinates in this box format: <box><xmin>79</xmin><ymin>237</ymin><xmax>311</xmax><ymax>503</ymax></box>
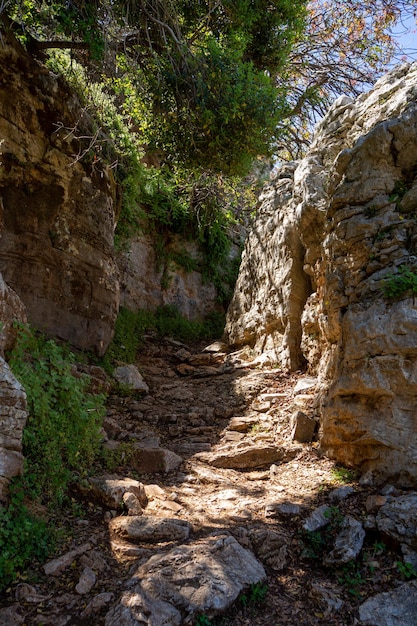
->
<box><xmin>0</xmin><ymin>32</ymin><xmax>120</xmax><ymax>355</ymax></box>
<box><xmin>226</xmin><ymin>63</ymin><xmax>417</xmax><ymax>484</ymax></box>
<box><xmin>0</xmin><ymin>32</ymin><xmax>226</xmax><ymax>355</ymax></box>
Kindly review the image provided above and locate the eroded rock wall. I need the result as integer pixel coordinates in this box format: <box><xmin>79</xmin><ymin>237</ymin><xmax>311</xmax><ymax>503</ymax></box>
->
<box><xmin>226</xmin><ymin>63</ymin><xmax>417</xmax><ymax>483</ymax></box>
<box><xmin>0</xmin><ymin>32</ymin><xmax>119</xmax><ymax>355</ymax></box>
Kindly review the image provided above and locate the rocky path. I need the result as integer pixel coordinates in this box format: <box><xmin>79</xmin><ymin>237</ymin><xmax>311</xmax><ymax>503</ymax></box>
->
<box><xmin>1</xmin><ymin>336</ymin><xmax>417</xmax><ymax>625</ymax></box>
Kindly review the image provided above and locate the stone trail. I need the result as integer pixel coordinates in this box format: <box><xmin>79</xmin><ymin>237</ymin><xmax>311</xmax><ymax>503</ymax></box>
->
<box><xmin>1</xmin><ymin>336</ymin><xmax>417</xmax><ymax>625</ymax></box>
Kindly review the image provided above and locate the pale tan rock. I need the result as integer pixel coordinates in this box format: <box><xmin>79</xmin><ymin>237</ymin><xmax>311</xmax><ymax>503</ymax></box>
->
<box><xmin>0</xmin><ymin>273</ymin><xmax>27</xmax><ymax>355</ymax></box>
<box><xmin>291</xmin><ymin>410</ymin><xmax>316</xmax><ymax>443</ymax></box>
<box><xmin>123</xmin><ymin>491</ymin><xmax>143</xmax><ymax>515</ymax></box>
<box><xmin>227</xmin><ymin>416</ymin><xmax>260</xmax><ymax>432</ymax></box>
<box><xmin>195</xmin><ymin>443</ymin><xmax>286</xmax><ymax>469</ymax></box>
<box><xmin>75</xmin><ymin>566</ymin><xmax>96</xmax><ymax>595</ymax></box>
<box><xmin>0</xmin><ymin>358</ymin><xmax>28</xmax><ymax>500</ymax></box>
<box><xmin>131</xmin><ymin>447</ymin><xmax>183</xmax><ymax>474</ymax></box>
<box><xmin>106</xmin><ymin>534</ymin><xmax>266</xmax><ymax>623</ymax></box>
<box><xmin>225</xmin><ymin>61</ymin><xmax>417</xmax><ymax>483</ymax></box>
<box><xmin>113</xmin><ymin>365</ymin><xmax>149</xmax><ymax>393</ymax></box>
<box><xmin>43</xmin><ymin>543</ymin><xmax>92</xmax><ymax>576</ymax></box>
<box><xmin>109</xmin><ymin>515</ymin><xmax>191</xmax><ymax>544</ymax></box>
<box><xmin>88</xmin><ymin>475</ymin><xmax>148</xmax><ymax>510</ymax></box>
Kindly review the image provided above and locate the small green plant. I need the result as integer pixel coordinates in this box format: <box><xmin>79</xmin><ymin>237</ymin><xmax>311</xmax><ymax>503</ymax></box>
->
<box><xmin>337</xmin><ymin>562</ymin><xmax>365</xmax><ymax>597</ymax></box>
<box><xmin>331</xmin><ymin>466</ymin><xmax>356</xmax><ymax>484</ymax></box>
<box><xmin>195</xmin><ymin>615</ymin><xmax>212</xmax><ymax>626</ymax></box>
<box><xmin>301</xmin><ymin>529</ymin><xmax>326</xmax><ymax>560</ymax></box>
<box><xmin>102</xmin><ymin>308</ymin><xmax>155</xmax><ymax>369</ymax></box>
<box><xmin>389</xmin><ymin>179</ymin><xmax>410</xmax><ymax>204</ymax></box>
<box><xmin>383</xmin><ymin>265</ymin><xmax>417</xmax><ymax>299</ymax></box>
<box><xmin>0</xmin><ymin>478</ymin><xmax>53</xmax><ymax>591</ymax></box>
<box><xmin>396</xmin><ymin>560</ymin><xmax>417</xmax><ymax>580</ymax></box>
<box><xmin>240</xmin><ymin>581</ymin><xmax>268</xmax><ymax>608</ymax></box>
<box><xmin>364</xmin><ymin>205</ymin><xmax>378</xmax><ymax>218</ymax></box>
<box><xmin>100</xmin><ymin>442</ymin><xmax>138</xmax><ymax>472</ymax></box>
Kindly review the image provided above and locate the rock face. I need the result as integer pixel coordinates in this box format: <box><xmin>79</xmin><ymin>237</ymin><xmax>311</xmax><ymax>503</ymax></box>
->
<box><xmin>0</xmin><ymin>357</ymin><xmax>28</xmax><ymax>500</ymax></box>
<box><xmin>0</xmin><ymin>272</ymin><xmax>27</xmax><ymax>355</ymax></box>
<box><xmin>0</xmin><ymin>32</ymin><xmax>119</xmax><ymax>355</ymax></box>
<box><xmin>0</xmin><ymin>32</ymin><xmax>228</xmax><ymax>356</ymax></box>
<box><xmin>225</xmin><ymin>62</ymin><xmax>417</xmax><ymax>484</ymax></box>
<box><xmin>118</xmin><ymin>234</ymin><xmax>220</xmax><ymax>319</ymax></box>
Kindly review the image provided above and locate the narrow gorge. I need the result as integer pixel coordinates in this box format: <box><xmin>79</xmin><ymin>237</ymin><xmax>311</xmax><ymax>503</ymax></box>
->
<box><xmin>1</xmin><ymin>23</ymin><xmax>417</xmax><ymax>626</ymax></box>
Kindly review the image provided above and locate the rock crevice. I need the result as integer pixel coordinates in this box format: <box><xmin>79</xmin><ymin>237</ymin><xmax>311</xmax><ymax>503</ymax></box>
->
<box><xmin>225</xmin><ymin>62</ymin><xmax>417</xmax><ymax>483</ymax></box>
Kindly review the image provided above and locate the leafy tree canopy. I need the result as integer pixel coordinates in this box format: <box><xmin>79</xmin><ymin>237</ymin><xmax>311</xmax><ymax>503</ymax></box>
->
<box><xmin>2</xmin><ymin>0</ymin><xmax>307</xmax><ymax>175</ymax></box>
<box><xmin>1</xmin><ymin>1</ymin><xmax>417</xmax><ymax>170</ymax></box>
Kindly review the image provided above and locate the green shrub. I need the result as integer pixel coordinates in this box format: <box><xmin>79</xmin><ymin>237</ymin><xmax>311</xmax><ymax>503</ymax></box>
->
<box><xmin>0</xmin><ymin>479</ymin><xmax>52</xmax><ymax>591</ymax></box>
<box><xmin>103</xmin><ymin>308</ymin><xmax>155</xmax><ymax>368</ymax></box>
<box><xmin>154</xmin><ymin>305</ymin><xmax>225</xmax><ymax>344</ymax></box>
<box><xmin>383</xmin><ymin>265</ymin><xmax>417</xmax><ymax>299</ymax></box>
<box><xmin>8</xmin><ymin>325</ymin><xmax>105</xmax><ymax>505</ymax></box>
<box><xmin>103</xmin><ymin>306</ymin><xmax>225</xmax><ymax>368</ymax></box>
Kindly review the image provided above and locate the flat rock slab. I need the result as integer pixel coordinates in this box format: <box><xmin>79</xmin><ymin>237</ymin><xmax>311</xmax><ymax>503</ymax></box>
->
<box><xmin>359</xmin><ymin>580</ymin><xmax>417</xmax><ymax>625</ymax></box>
<box><xmin>105</xmin><ymin>534</ymin><xmax>265</xmax><ymax>624</ymax></box>
<box><xmin>88</xmin><ymin>475</ymin><xmax>148</xmax><ymax>510</ymax></box>
<box><xmin>43</xmin><ymin>543</ymin><xmax>92</xmax><ymax>577</ymax></box>
<box><xmin>109</xmin><ymin>515</ymin><xmax>192</xmax><ymax>544</ymax></box>
<box><xmin>195</xmin><ymin>443</ymin><xmax>296</xmax><ymax>469</ymax></box>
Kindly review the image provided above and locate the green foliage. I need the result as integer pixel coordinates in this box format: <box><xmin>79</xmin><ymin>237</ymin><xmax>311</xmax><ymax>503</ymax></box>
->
<box><xmin>195</xmin><ymin>615</ymin><xmax>212</xmax><ymax>626</ymax></box>
<box><xmin>301</xmin><ymin>507</ymin><xmax>344</xmax><ymax>560</ymax></box>
<box><xmin>301</xmin><ymin>529</ymin><xmax>327</xmax><ymax>560</ymax></box>
<box><xmin>102</xmin><ymin>308</ymin><xmax>155</xmax><ymax>369</ymax></box>
<box><xmin>8</xmin><ymin>324</ymin><xmax>105</xmax><ymax>505</ymax></box>
<box><xmin>103</xmin><ymin>306</ymin><xmax>225</xmax><ymax>369</ymax></box>
<box><xmin>330</xmin><ymin>466</ymin><xmax>357</xmax><ymax>484</ymax></box>
<box><xmin>7</xmin><ymin>0</ymin><xmax>307</xmax><ymax>175</ymax></box>
<box><xmin>155</xmin><ymin>305</ymin><xmax>225</xmax><ymax>344</ymax></box>
<box><xmin>382</xmin><ymin>265</ymin><xmax>417</xmax><ymax>299</ymax></box>
<box><xmin>337</xmin><ymin>562</ymin><xmax>365</xmax><ymax>598</ymax></box>
<box><xmin>396</xmin><ymin>560</ymin><xmax>417</xmax><ymax>580</ymax></box>
<box><xmin>0</xmin><ymin>479</ymin><xmax>52</xmax><ymax>591</ymax></box>
<box><xmin>240</xmin><ymin>581</ymin><xmax>268</xmax><ymax>608</ymax></box>
<box><xmin>146</xmin><ymin>39</ymin><xmax>288</xmax><ymax>175</ymax></box>
<box><xmin>389</xmin><ymin>179</ymin><xmax>411</xmax><ymax>204</ymax></box>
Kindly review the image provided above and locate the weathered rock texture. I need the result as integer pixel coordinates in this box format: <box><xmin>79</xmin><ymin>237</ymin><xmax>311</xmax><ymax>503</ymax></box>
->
<box><xmin>118</xmin><ymin>235</ymin><xmax>221</xmax><ymax>319</ymax></box>
<box><xmin>0</xmin><ymin>32</ymin><xmax>119</xmax><ymax>355</ymax></box>
<box><xmin>0</xmin><ymin>357</ymin><xmax>28</xmax><ymax>500</ymax></box>
<box><xmin>0</xmin><ymin>32</ymin><xmax>228</xmax><ymax>355</ymax></box>
<box><xmin>0</xmin><ymin>272</ymin><xmax>27</xmax><ymax>355</ymax></box>
<box><xmin>225</xmin><ymin>62</ymin><xmax>417</xmax><ymax>483</ymax></box>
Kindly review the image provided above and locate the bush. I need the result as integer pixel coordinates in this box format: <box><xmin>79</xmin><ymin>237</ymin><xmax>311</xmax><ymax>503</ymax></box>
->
<box><xmin>0</xmin><ymin>479</ymin><xmax>52</xmax><ymax>591</ymax></box>
<box><xmin>8</xmin><ymin>325</ymin><xmax>105</xmax><ymax>505</ymax></box>
<box><xmin>103</xmin><ymin>306</ymin><xmax>225</xmax><ymax>368</ymax></box>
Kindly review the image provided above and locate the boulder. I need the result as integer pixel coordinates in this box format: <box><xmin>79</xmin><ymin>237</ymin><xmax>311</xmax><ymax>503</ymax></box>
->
<box><xmin>375</xmin><ymin>493</ymin><xmax>417</xmax><ymax>549</ymax></box>
<box><xmin>324</xmin><ymin>516</ymin><xmax>366</xmax><ymax>566</ymax></box>
<box><xmin>87</xmin><ymin>475</ymin><xmax>148</xmax><ymax>510</ymax></box>
<box><xmin>195</xmin><ymin>442</ymin><xmax>298</xmax><ymax>470</ymax></box>
<box><xmin>359</xmin><ymin>580</ymin><xmax>417</xmax><ymax>625</ymax></box>
<box><xmin>106</xmin><ymin>534</ymin><xmax>266</xmax><ymax>623</ymax></box>
<box><xmin>113</xmin><ymin>365</ymin><xmax>149</xmax><ymax>393</ymax></box>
